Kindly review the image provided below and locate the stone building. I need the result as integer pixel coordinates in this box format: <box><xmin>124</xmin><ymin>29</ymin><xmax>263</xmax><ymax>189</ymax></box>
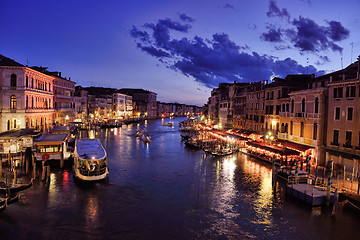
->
<box><xmin>0</xmin><ymin>54</ymin><xmax>54</xmax><ymax>132</ymax></box>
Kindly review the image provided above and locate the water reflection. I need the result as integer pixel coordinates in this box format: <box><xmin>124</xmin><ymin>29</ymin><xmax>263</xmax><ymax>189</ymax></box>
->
<box><xmin>85</xmin><ymin>196</ymin><xmax>99</xmax><ymax>228</ymax></box>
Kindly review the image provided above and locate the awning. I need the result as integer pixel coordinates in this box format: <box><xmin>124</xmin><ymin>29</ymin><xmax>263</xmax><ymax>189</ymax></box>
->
<box><xmin>246</xmin><ymin>141</ymin><xmax>300</xmax><ymax>155</ymax></box>
<box><xmin>275</xmin><ymin>139</ymin><xmax>313</xmax><ymax>153</ymax></box>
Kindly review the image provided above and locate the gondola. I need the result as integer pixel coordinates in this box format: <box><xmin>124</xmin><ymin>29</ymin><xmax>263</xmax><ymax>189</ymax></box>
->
<box><xmin>0</xmin><ymin>178</ymin><xmax>33</xmax><ymax>196</ymax></box>
<box><xmin>0</xmin><ymin>198</ymin><xmax>6</xmax><ymax>212</ymax></box>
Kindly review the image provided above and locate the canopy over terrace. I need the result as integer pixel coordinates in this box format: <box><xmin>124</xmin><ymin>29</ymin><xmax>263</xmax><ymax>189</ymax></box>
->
<box><xmin>275</xmin><ymin>139</ymin><xmax>314</xmax><ymax>156</ymax></box>
<box><xmin>246</xmin><ymin>141</ymin><xmax>300</xmax><ymax>156</ymax></box>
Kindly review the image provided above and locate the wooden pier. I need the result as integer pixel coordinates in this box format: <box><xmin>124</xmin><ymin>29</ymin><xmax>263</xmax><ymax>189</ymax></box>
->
<box><xmin>286</xmin><ymin>184</ymin><xmax>335</xmax><ymax>206</ymax></box>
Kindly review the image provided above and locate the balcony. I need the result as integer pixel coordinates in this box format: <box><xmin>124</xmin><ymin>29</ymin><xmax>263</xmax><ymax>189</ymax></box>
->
<box><xmin>295</xmin><ymin>112</ymin><xmax>308</xmax><ymax>118</ymax></box>
<box><xmin>279</xmin><ymin>112</ymin><xmax>290</xmax><ymax>117</ymax></box>
<box><xmin>343</xmin><ymin>144</ymin><xmax>353</xmax><ymax>149</ymax></box>
<box><xmin>331</xmin><ymin>142</ymin><xmax>339</xmax><ymax>146</ymax></box>
<box><xmin>308</xmin><ymin>113</ymin><xmax>320</xmax><ymax>118</ymax></box>
<box><xmin>278</xmin><ymin>132</ymin><xmax>288</xmax><ymax>139</ymax></box>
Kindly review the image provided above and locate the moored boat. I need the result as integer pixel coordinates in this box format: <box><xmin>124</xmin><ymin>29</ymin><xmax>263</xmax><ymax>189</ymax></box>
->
<box><xmin>73</xmin><ymin>138</ymin><xmax>109</xmax><ymax>181</ymax></box>
<box><xmin>0</xmin><ymin>179</ymin><xmax>33</xmax><ymax>196</ymax></box>
<box><xmin>161</xmin><ymin>122</ymin><xmax>173</xmax><ymax>127</ymax></box>
<box><xmin>0</xmin><ymin>198</ymin><xmax>6</xmax><ymax>212</ymax></box>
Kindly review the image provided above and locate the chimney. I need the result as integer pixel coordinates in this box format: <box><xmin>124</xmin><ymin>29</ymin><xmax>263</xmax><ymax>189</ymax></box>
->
<box><xmin>59</xmin><ymin>72</ymin><xmax>61</xmax><ymax>77</ymax></box>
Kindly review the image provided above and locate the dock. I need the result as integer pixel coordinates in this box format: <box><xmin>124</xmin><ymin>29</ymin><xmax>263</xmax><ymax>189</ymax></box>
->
<box><xmin>286</xmin><ymin>184</ymin><xmax>335</xmax><ymax>206</ymax></box>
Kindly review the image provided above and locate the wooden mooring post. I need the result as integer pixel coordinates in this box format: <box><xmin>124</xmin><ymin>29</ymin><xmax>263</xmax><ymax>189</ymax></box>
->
<box><xmin>0</xmin><ymin>155</ymin><xmax>2</xmax><ymax>178</ymax></box>
<box><xmin>32</xmin><ymin>155</ymin><xmax>36</xmax><ymax>180</ymax></box>
<box><xmin>41</xmin><ymin>161</ymin><xmax>46</xmax><ymax>181</ymax></box>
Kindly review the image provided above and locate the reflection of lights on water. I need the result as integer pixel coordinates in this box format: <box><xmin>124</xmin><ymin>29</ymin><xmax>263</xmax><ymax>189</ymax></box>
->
<box><xmin>49</xmin><ymin>173</ymin><xmax>57</xmax><ymax>193</ymax></box>
<box><xmin>62</xmin><ymin>170</ymin><xmax>70</xmax><ymax>191</ymax></box>
<box><xmin>114</xmin><ymin>128</ymin><xmax>118</xmax><ymax>136</ymax></box>
<box><xmin>85</xmin><ymin>197</ymin><xmax>99</xmax><ymax>227</ymax></box>
<box><xmin>223</xmin><ymin>156</ymin><xmax>236</xmax><ymax>179</ymax></box>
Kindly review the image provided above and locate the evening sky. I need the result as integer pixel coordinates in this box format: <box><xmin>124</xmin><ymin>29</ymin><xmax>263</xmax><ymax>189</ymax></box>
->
<box><xmin>1</xmin><ymin>0</ymin><xmax>359</xmax><ymax>106</ymax></box>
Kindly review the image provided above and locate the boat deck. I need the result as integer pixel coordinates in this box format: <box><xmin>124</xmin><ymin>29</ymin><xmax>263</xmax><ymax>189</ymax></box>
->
<box><xmin>76</xmin><ymin>139</ymin><xmax>106</xmax><ymax>160</ymax></box>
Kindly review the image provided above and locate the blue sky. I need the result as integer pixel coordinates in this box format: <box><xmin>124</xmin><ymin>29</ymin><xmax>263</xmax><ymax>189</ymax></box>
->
<box><xmin>1</xmin><ymin>0</ymin><xmax>359</xmax><ymax>106</ymax></box>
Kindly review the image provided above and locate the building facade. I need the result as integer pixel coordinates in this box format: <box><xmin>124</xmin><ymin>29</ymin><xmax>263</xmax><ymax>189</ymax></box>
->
<box><xmin>0</xmin><ymin>55</ymin><xmax>54</xmax><ymax>132</ymax></box>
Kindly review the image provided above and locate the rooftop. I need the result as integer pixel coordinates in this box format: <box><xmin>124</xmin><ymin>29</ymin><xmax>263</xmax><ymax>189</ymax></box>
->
<box><xmin>0</xmin><ymin>54</ymin><xmax>24</xmax><ymax>67</ymax></box>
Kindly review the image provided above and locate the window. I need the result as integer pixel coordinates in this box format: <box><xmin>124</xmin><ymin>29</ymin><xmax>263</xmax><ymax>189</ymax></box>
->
<box><xmin>26</xmin><ymin>96</ymin><xmax>28</xmax><ymax>109</ymax></box>
<box><xmin>26</xmin><ymin>76</ymin><xmax>28</xmax><ymax>87</ymax></box>
<box><xmin>314</xmin><ymin>97</ymin><xmax>319</xmax><ymax>113</ymax></box>
<box><xmin>301</xmin><ymin>98</ymin><xmax>306</xmax><ymax>112</ymax></box>
<box><xmin>10</xmin><ymin>95</ymin><xmax>16</xmax><ymax>109</ymax></box>
<box><xmin>345</xmin><ymin>131</ymin><xmax>352</xmax><ymax>147</ymax></box>
<box><xmin>346</xmin><ymin>86</ymin><xmax>356</xmax><ymax>98</ymax></box>
<box><xmin>313</xmin><ymin>123</ymin><xmax>317</xmax><ymax>140</ymax></box>
<box><xmin>334</xmin><ymin>87</ymin><xmax>343</xmax><ymax>99</ymax></box>
<box><xmin>335</xmin><ymin>107</ymin><xmax>340</xmax><ymax>120</ymax></box>
<box><xmin>347</xmin><ymin>107</ymin><xmax>353</xmax><ymax>121</ymax></box>
<box><xmin>332</xmin><ymin>130</ymin><xmax>339</xmax><ymax>145</ymax></box>
<box><xmin>286</xmin><ymin>103</ymin><xmax>289</xmax><ymax>112</ymax></box>
<box><xmin>291</xmin><ymin>100</ymin><xmax>294</xmax><ymax>113</ymax></box>
<box><xmin>278</xmin><ymin>90</ymin><xmax>281</xmax><ymax>99</ymax></box>
<box><xmin>300</xmin><ymin>122</ymin><xmax>304</xmax><ymax>137</ymax></box>
<box><xmin>31</xmin><ymin>78</ymin><xmax>34</xmax><ymax>88</ymax></box>
<box><xmin>290</xmin><ymin>121</ymin><xmax>293</xmax><ymax>135</ymax></box>
<box><xmin>271</xmin><ymin>91</ymin><xmax>274</xmax><ymax>100</ymax></box>
<box><xmin>321</xmin><ymin>81</ymin><xmax>325</xmax><ymax>87</ymax></box>
<box><xmin>10</xmin><ymin>74</ymin><xmax>17</xmax><ymax>87</ymax></box>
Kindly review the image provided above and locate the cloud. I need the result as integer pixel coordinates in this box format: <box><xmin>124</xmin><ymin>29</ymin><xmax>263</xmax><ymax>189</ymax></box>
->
<box><xmin>131</xmin><ymin>16</ymin><xmax>324</xmax><ymax>88</ymax></box>
<box><xmin>179</xmin><ymin>13</ymin><xmax>194</xmax><ymax>23</ymax></box>
<box><xmin>327</xmin><ymin>20</ymin><xmax>350</xmax><ymax>41</ymax></box>
<box><xmin>262</xmin><ymin>1</ymin><xmax>350</xmax><ymax>54</ymax></box>
<box><xmin>261</xmin><ymin>26</ymin><xmax>283</xmax><ymax>42</ymax></box>
<box><xmin>222</xmin><ymin>3</ymin><xmax>234</xmax><ymax>9</ymax></box>
<box><xmin>266</xmin><ymin>0</ymin><xmax>290</xmax><ymax>19</ymax></box>
<box><xmin>315</xmin><ymin>55</ymin><xmax>330</xmax><ymax>65</ymax></box>
<box><xmin>290</xmin><ymin>16</ymin><xmax>349</xmax><ymax>52</ymax></box>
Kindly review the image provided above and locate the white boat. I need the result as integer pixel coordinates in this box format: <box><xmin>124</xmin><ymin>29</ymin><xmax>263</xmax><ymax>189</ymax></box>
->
<box><xmin>73</xmin><ymin>138</ymin><xmax>109</xmax><ymax>181</ymax></box>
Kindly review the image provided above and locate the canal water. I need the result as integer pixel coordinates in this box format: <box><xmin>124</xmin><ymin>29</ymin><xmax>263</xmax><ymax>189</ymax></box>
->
<box><xmin>1</xmin><ymin>117</ymin><xmax>360</xmax><ymax>240</ymax></box>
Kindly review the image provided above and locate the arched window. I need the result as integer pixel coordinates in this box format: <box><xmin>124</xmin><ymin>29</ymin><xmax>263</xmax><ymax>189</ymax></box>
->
<box><xmin>10</xmin><ymin>95</ymin><xmax>16</xmax><ymax>109</ymax></box>
<box><xmin>291</xmin><ymin>100</ymin><xmax>294</xmax><ymax>113</ymax></box>
<box><xmin>314</xmin><ymin>97</ymin><xmax>319</xmax><ymax>113</ymax></box>
<box><xmin>26</xmin><ymin>76</ymin><xmax>29</xmax><ymax>87</ymax></box>
<box><xmin>10</xmin><ymin>74</ymin><xmax>17</xmax><ymax>87</ymax></box>
<box><xmin>301</xmin><ymin>98</ymin><xmax>306</xmax><ymax>112</ymax></box>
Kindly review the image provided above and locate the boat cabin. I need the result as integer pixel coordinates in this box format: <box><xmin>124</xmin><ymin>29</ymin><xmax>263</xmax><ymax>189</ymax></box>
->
<box><xmin>0</xmin><ymin>128</ymin><xmax>41</xmax><ymax>155</ymax></box>
<box><xmin>34</xmin><ymin>133</ymin><xmax>72</xmax><ymax>161</ymax></box>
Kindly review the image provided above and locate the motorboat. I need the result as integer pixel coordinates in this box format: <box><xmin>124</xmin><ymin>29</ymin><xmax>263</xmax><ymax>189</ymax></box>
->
<box><xmin>141</xmin><ymin>134</ymin><xmax>151</xmax><ymax>143</ymax></box>
<box><xmin>73</xmin><ymin>138</ymin><xmax>109</xmax><ymax>181</ymax></box>
<box><xmin>161</xmin><ymin>122</ymin><xmax>173</xmax><ymax>127</ymax></box>
<box><xmin>135</xmin><ymin>130</ymin><xmax>144</xmax><ymax>137</ymax></box>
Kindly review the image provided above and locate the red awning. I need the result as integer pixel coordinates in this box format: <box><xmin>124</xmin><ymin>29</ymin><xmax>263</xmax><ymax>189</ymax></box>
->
<box><xmin>246</xmin><ymin>141</ymin><xmax>300</xmax><ymax>155</ymax></box>
<box><xmin>275</xmin><ymin>139</ymin><xmax>313</xmax><ymax>153</ymax></box>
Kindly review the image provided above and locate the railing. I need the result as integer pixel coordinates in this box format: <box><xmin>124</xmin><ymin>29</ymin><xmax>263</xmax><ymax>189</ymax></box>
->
<box><xmin>79</xmin><ymin>167</ymin><xmax>107</xmax><ymax>176</ymax></box>
<box><xmin>308</xmin><ymin>113</ymin><xmax>320</xmax><ymax>118</ymax></box>
<box><xmin>343</xmin><ymin>144</ymin><xmax>353</xmax><ymax>149</ymax></box>
<box><xmin>278</xmin><ymin>132</ymin><xmax>288</xmax><ymax>139</ymax></box>
<box><xmin>279</xmin><ymin>112</ymin><xmax>290</xmax><ymax>117</ymax></box>
<box><xmin>295</xmin><ymin>112</ymin><xmax>307</xmax><ymax>118</ymax></box>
